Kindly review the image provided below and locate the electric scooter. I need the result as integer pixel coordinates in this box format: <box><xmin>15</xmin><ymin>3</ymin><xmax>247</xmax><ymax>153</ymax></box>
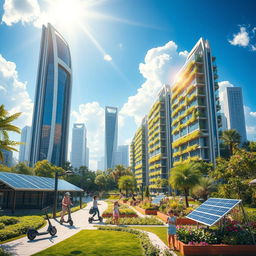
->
<box><xmin>88</xmin><ymin>207</ymin><xmax>103</xmax><ymax>223</ymax></box>
<box><xmin>27</xmin><ymin>207</ymin><xmax>57</xmax><ymax>241</ymax></box>
<box><xmin>60</xmin><ymin>206</ymin><xmax>73</xmax><ymax>226</ymax></box>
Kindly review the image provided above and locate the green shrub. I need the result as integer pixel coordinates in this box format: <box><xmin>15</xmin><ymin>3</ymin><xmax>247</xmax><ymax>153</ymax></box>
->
<box><xmin>0</xmin><ymin>216</ymin><xmax>19</xmax><ymax>225</ymax></box>
<box><xmin>0</xmin><ymin>248</ymin><xmax>12</xmax><ymax>256</ymax></box>
<box><xmin>0</xmin><ymin>223</ymin><xmax>5</xmax><ymax>229</ymax></box>
<box><xmin>103</xmin><ymin>203</ymin><xmax>138</xmax><ymax>216</ymax></box>
<box><xmin>138</xmin><ymin>202</ymin><xmax>159</xmax><ymax>211</ymax></box>
<box><xmin>97</xmin><ymin>226</ymin><xmax>160</xmax><ymax>256</ymax></box>
<box><xmin>0</xmin><ymin>216</ymin><xmax>45</xmax><ymax>242</ymax></box>
<box><xmin>105</xmin><ymin>216</ymin><xmax>163</xmax><ymax>225</ymax></box>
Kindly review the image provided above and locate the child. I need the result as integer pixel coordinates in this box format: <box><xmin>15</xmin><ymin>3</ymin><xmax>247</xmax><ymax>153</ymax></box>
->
<box><xmin>113</xmin><ymin>201</ymin><xmax>120</xmax><ymax>225</ymax></box>
<box><xmin>166</xmin><ymin>210</ymin><xmax>177</xmax><ymax>250</ymax></box>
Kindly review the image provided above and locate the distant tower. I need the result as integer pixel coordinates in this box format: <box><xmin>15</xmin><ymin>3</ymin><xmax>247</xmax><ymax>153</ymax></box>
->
<box><xmin>223</xmin><ymin>87</ymin><xmax>247</xmax><ymax>143</ymax></box>
<box><xmin>105</xmin><ymin>106</ymin><xmax>118</xmax><ymax>169</ymax></box>
<box><xmin>71</xmin><ymin>123</ymin><xmax>87</xmax><ymax>168</ymax></box>
<box><xmin>115</xmin><ymin>145</ymin><xmax>129</xmax><ymax>167</ymax></box>
<box><xmin>19</xmin><ymin>126</ymin><xmax>31</xmax><ymax>163</ymax></box>
<box><xmin>86</xmin><ymin>147</ymin><xmax>89</xmax><ymax>168</ymax></box>
<box><xmin>30</xmin><ymin>23</ymin><xmax>72</xmax><ymax>167</ymax></box>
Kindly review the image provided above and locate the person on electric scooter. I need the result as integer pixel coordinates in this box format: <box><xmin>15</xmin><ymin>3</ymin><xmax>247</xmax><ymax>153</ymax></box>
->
<box><xmin>92</xmin><ymin>195</ymin><xmax>101</xmax><ymax>219</ymax></box>
<box><xmin>60</xmin><ymin>192</ymin><xmax>73</xmax><ymax>222</ymax></box>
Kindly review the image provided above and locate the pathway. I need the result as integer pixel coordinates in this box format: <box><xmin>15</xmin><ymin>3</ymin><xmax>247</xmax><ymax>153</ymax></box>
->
<box><xmin>2</xmin><ymin>200</ymin><xmax>108</xmax><ymax>256</ymax></box>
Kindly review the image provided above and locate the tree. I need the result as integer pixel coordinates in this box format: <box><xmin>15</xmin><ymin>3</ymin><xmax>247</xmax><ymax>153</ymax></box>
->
<box><xmin>95</xmin><ymin>174</ymin><xmax>107</xmax><ymax>191</ymax></box>
<box><xmin>155</xmin><ymin>177</ymin><xmax>162</xmax><ymax>191</ymax></box>
<box><xmin>0</xmin><ymin>164</ymin><xmax>11</xmax><ymax>172</ymax></box>
<box><xmin>161</xmin><ymin>178</ymin><xmax>169</xmax><ymax>188</ymax></box>
<box><xmin>169</xmin><ymin>163</ymin><xmax>201</xmax><ymax>207</ymax></box>
<box><xmin>145</xmin><ymin>185</ymin><xmax>150</xmax><ymax>198</ymax></box>
<box><xmin>63</xmin><ymin>161</ymin><xmax>73</xmax><ymax>172</ymax></box>
<box><xmin>192</xmin><ymin>177</ymin><xmax>216</xmax><ymax>201</ymax></box>
<box><xmin>192</xmin><ymin>160</ymin><xmax>214</xmax><ymax>176</ymax></box>
<box><xmin>34</xmin><ymin>160</ymin><xmax>65</xmax><ymax>177</ymax></box>
<box><xmin>222</xmin><ymin>129</ymin><xmax>241</xmax><ymax>156</ymax></box>
<box><xmin>0</xmin><ymin>105</ymin><xmax>21</xmax><ymax>162</ymax></box>
<box><xmin>112</xmin><ymin>165</ymin><xmax>132</xmax><ymax>184</ymax></box>
<box><xmin>118</xmin><ymin>175</ymin><xmax>136</xmax><ymax>197</ymax></box>
<box><xmin>12</xmin><ymin>162</ymin><xmax>34</xmax><ymax>175</ymax></box>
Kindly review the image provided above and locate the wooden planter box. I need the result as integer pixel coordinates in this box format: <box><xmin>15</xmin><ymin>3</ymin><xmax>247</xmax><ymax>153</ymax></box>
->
<box><xmin>135</xmin><ymin>206</ymin><xmax>158</xmax><ymax>215</ymax></box>
<box><xmin>102</xmin><ymin>213</ymin><xmax>137</xmax><ymax>218</ymax></box>
<box><xmin>157</xmin><ymin>211</ymin><xmax>197</xmax><ymax>225</ymax></box>
<box><xmin>174</xmin><ymin>237</ymin><xmax>256</xmax><ymax>256</ymax></box>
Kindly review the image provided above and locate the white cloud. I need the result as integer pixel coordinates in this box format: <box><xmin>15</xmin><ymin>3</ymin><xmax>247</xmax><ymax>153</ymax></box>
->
<box><xmin>229</xmin><ymin>27</ymin><xmax>250</xmax><ymax>47</ymax></box>
<box><xmin>244</xmin><ymin>106</ymin><xmax>256</xmax><ymax>141</ymax></box>
<box><xmin>251</xmin><ymin>45</ymin><xmax>256</xmax><ymax>51</ymax></box>
<box><xmin>71</xmin><ymin>102</ymin><xmax>105</xmax><ymax>169</ymax></box>
<box><xmin>103</xmin><ymin>54</ymin><xmax>112</xmax><ymax>61</ymax></box>
<box><xmin>120</xmin><ymin>41</ymin><xmax>187</xmax><ymax>125</ymax></box>
<box><xmin>1</xmin><ymin>0</ymin><xmax>41</xmax><ymax>26</ymax></box>
<box><xmin>250</xmin><ymin>112</ymin><xmax>256</xmax><ymax>117</ymax></box>
<box><xmin>0</xmin><ymin>54</ymin><xmax>33</xmax><ymax>128</ymax></box>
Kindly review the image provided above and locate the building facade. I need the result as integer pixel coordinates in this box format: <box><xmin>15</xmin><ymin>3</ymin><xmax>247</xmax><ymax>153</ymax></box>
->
<box><xmin>0</xmin><ymin>149</ymin><xmax>13</xmax><ymax>167</ymax></box>
<box><xmin>30</xmin><ymin>23</ymin><xmax>72</xmax><ymax>167</ymax></box>
<box><xmin>222</xmin><ymin>87</ymin><xmax>247</xmax><ymax>143</ymax></box>
<box><xmin>114</xmin><ymin>145</ymin><xmax>129</xmax><ymax>167</ymax></box>
<box><xmin>71</xmin><ymin>123</ymin><xmax>87</xmax><ymax>168</ymax></box>
<box><xmin>148</xmin><ymin>85</ymin><xmax>171</xmax><ymax>191</ymax></box>
<box><xmin>171</xmin><ymin>38</ymin><xmax>221</xmax><ymax>166</ymax></box>
<box><xmin>105</xmin><ymin>106</ymin><xmax>118</xmax><ymax>169</ymax></box>
<box><xmin>86</xmin><ymin>147</ymin><xmax>90</xmax><ymax>168</ymax></box>
<box><xmin>131</xmin><ymin>117</ymin><xmax>148</xmax><ymax>188</ymax></box>
<box><xmin>19</xmin><ymin>126</ymin><xmax>31</xmax><ymax>163</ymax></box>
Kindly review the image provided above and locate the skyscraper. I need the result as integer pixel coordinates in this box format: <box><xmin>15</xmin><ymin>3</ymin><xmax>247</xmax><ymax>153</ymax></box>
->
<box><xmin>71</xmin><ymin>123</ymin><xmax>87</xmax><ymax>168</ymax></box>
<box><xmin>86</xmin><ymin>147</ymin><xmax>90</xmax><ymax>168</ymax></box>
<box><xmin>0</xmin><ymin>149</ymin><xmax>13</xmax><ymax>167</ymax></box>
<box><xmin>30</xmin><ymin>23</ymin><xmax>72</xmax><ymax>167</ymax></box>
<box><xmin>114</xmin><ymin>145</ymin><xmax>129</xmax><ymax>167</ymax></box>
<box><xmin>222</xmin><ymin>87</ymin><xmax>247</xmax><ymax>143</ymax></box>
<box><xmin>19</xmin><ymin>126</ymin><xmax>31</xmax><ymax>163</ymax></box>
<box><xmin>105</xmin><ymin>106</ymin><xmax>118</xmax><ymax>169</ymax></box>
<box><xmin>171</xmin><ymin>38</ymin><xmax>221</xmax><ymax>165</ymax></box>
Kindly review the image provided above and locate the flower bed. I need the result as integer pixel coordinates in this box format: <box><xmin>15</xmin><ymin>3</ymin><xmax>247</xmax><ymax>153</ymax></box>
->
<box><xmin>104</xmin><ymin>216</ymin><xmax>163</xmax><ymax>225</ymax></box>
<box><xmin>174</xmin><ymin>222</ymin><xmax>256</xmax><ymax>255</ymax></box>
<box><xmin>135</xmin><ymin>202</ymin><xmax>159</xmax><ymax>215</ymax></box>
<box><xmin>174</xmin><ymin>237</ymin><xmax>256</xmax><ymax>256</ymax></box>
<box><xmin>135</xmin><ymin>206</ymin><xmax>158</xmax><ymax>215</ymax></box>
<box><xmin>157</xmin><ymin>211</ymin><xmax>197</xmax><ymax>225</ymax></box>
<box><xmin>102</xmin><ymin>203</ymin><xmax>138</xmax><ymax>218</ymax></box>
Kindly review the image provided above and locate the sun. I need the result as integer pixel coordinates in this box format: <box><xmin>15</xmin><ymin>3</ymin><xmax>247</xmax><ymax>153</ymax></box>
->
<box><xmin>45</xmin><ymin>0</ymin><xmax>85</xmax><ymax>31</ymax></box>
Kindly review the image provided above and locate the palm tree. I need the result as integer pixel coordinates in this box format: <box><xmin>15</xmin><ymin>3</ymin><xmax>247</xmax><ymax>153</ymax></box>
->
<box><xmin>192</xmin><ymin>177</ymin><xmax>216</xmax><ymax>201</ymax></box>
<box><xmin>0</xmin><ymin>105</ymin><xmax>21</xmax><ymax>162</ymax></box>
<box><xmin>169</xmin><ymin>163</ymin><xmax>201</xmax><ymax>207</ymax></box>
<box><xmin>222</xmin><ymin>129</ymin><xmax>241</xmax><ymax>156</ymax></box>
<box><xmin>112</xmin><ymin>165</ymin><xmax>132</xmax><ymax>183</ymax></box>
<box><xmin>118</xmin><ymin>175</ymin><xmax>136</xmax><ymax>197</ymax></box>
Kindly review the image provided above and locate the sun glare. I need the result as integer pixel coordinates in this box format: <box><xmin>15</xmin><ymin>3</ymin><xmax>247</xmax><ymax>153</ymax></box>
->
<box><xmin>45</xmin><ymin>0</ymin><xmax>85</xmax><ymax>30</ymax></box>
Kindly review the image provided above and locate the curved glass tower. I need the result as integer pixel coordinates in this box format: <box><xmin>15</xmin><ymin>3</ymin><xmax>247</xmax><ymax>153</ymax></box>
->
<box><xmin>30</xmin><ymin>23</ymin><xmax>72</xmax><ymax>167</ymax></box>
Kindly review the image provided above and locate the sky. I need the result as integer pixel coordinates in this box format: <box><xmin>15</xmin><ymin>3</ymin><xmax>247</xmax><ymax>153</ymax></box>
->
<box><xmin>0</xmin><ymin>0</ymin><xmax>256</xmax><ymax>170</ymax></box>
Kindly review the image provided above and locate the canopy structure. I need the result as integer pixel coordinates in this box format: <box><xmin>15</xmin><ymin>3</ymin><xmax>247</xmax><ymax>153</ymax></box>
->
<box><xmin>186</xmin><ymin>198</ymin><xmax>241</xmax><ymax>226</ymax></box>
<box><xmin>0</xmin><ymin>172</ymin><xmax>83</xmax><ymax>192</ymax></box>
<box><xmin>0</xmin><ymin>172</ymin><xmax>83</xmax><ymax>213</ymax></box>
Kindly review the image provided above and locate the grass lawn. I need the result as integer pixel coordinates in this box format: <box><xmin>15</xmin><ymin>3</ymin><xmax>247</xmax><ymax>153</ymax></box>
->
<box><xmin>34</xmin><ymin>230</ymin><xmax>143</xmax><ymax>256</ymax></box>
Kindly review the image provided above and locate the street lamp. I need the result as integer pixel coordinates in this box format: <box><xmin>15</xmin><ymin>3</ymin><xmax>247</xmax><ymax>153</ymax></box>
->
<box><xmin>53</xmin><ymin>170</ymin><xmax>73</xmax><ymax>219</ymax></box>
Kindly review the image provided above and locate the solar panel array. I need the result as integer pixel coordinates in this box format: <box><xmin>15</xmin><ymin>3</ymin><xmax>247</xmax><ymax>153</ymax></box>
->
<box><xmin>186</xmin><ymin>198</ymin><xmax>241</xmax><ymax>226</ymax></box>
<box><xmin>0</xmin><ymin>172</ymin><xmax>83</xmax><ymax>192</ymax></box>
<box><xmin>152</xmin><ymin>195</ymin><xmax>165</xmax><ymax>204</ymax></box>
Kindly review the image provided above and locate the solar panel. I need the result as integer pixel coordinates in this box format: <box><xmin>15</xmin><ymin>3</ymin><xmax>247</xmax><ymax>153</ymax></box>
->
<box><xmin>152</xmin><ymin>195</ymin><xmax>165</xmax><ymax>204</ymax></box>
<box><xmin>186</xmin><ymin>198</ymin><xmax>241</xmax><ymax>226</ymax></box>
<box><xmin>0</xmin><ymin>172</ymin><xmax>83</xmax><ymax>192</ymax></box>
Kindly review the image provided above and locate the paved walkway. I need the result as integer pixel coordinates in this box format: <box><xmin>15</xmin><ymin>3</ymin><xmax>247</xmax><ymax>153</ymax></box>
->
<box><xmin>2</xmin><ymin>200</ymin><xmax>108</xmax><ymax>256</ymax></box>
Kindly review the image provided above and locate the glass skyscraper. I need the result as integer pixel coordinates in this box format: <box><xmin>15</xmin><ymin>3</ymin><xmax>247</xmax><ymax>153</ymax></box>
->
<box><xmin>30</xmin><ymin>23</ymin><xmax>72</xmax><ymax>167</ymax></box>
<box><xmin>71</xmin><ymin>123</ymin><xmax>87</xmax><ymax>168</ymax></box>
<box><xmin>223</xmin><ymin>87</ymin><xmax>247</xmax><ymax>143</ymax></box>
<box><xmin>105</xmin><ymin>106</ymin><xmax>118</xmax><ymax>169</ymax></box>
<box><xmin>19</xmin><ymin>126</ymin><xmax>31</xmax><ymax>163</ymax></box>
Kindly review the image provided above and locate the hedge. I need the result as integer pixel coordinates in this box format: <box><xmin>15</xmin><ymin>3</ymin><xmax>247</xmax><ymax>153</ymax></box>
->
<box><xmin>0</xmin><ymin>216</ymin><xmax>45</xmax><ymax>242</ymax></box>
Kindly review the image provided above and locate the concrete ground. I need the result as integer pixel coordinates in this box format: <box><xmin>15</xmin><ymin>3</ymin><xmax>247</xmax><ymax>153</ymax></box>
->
<box><xmin>2</xmin><ymin>200</ymin><xmax>176</xmax><ymax>256</ymax></box>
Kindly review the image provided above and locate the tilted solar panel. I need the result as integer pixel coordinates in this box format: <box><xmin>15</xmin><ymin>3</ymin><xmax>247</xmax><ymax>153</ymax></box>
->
<box><xmin>0</xmin><ymin>172</ymin><xmax>83</xmax><ymax>192</ymax></box>
<box><xmin>186</xmin><ymin>198</ymin><xmax>241</xmax><ymax>226</ymax></box>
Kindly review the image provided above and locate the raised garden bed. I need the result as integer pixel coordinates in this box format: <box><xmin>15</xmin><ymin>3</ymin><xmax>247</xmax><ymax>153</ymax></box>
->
<box><xmin>102</xmin><ymin>213</ymin><xmax>137</xmax><ymax>218</ymax></box>
<box><xmin>174</xmin><ymin>237</ymin><xmax>256</xmax><ymax>256</ymax></box>
<box><xmin>102</xmin><ymin>202</ymin><xmax>138</xmax><ymax>218</ymax></box>
<box><xmin>157</xmin><ymin>211</ymin><xmax>197</xmax><ymax>225</ymax></box>
<box><xmin>135</xmin><ymin>206</ymin><xmax>158</xmax><ymax>215</ymax></box>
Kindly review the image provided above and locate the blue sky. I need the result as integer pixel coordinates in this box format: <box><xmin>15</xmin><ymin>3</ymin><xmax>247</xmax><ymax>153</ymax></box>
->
<box><xmin>0</xmin><ymin>0</ymin><xmax>256</xmax><ymax>169</ymax></box>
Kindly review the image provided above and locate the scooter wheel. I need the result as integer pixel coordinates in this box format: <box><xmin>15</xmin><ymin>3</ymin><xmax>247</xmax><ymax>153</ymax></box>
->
<box><xmin>69</xmin><ymin>220</ymin><xmax>73</xmax><ymax>226</ymax></box>
<box><xmin>99</xmin><ymin>217</ymin><xmax>103</xmax><ymax>222</ymax></box>
<box><xmin>88</xmin><ymin>217</ymin><xmax>92</xmax><ymax>223</ymax></box>
<box><xmin>27</xmin><ymin>229</ymin><xmax>37</xmax><ymax>241</ymax></box>
<box><xmin>49</xmin><ymin>226</ymin><xmax>57</xmax><ymax>236</ymax></box>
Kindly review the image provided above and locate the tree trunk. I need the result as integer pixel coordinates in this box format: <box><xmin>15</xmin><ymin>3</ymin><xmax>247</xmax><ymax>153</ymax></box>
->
<box><xmin>126</xmin><ymin>189</ymin><xmax>128</xmax><ymax>197</ymax></box>
<box><xmin>184</xmin><ymin>188</ymin><xmax>189</xmax><ymax>208</ymax></box>
<box><xmin>230</xmin><ymin>143</ymin><xmax>233</xmax><ymax>156</ymax></box>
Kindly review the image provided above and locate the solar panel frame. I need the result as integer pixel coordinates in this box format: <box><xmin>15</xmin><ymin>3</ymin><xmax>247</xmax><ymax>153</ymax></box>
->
<box><xmin>0</xmin><ymin>172</ymin><xmax>83</xmax><ymax>192</ymax></box>
<box><xmin>186</xmin><ymin>198</ymin><xmax>241</xmax><ymax>226</ymax></box>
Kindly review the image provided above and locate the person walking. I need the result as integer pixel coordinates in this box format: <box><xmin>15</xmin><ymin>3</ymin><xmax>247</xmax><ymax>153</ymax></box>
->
<box><xmin>60</xmin><ymin>192</ymin><xmax>72</xmax><ymax>222</ymax></box>
<box><xmin>92</xmin><ymin>195</ymin><xmax>101</xmax><ymax>219</ymax></box>
<box><xmin>166</xmin><ymin>210</ymin><xmax>177</xmax><ymax>250</ymax></box>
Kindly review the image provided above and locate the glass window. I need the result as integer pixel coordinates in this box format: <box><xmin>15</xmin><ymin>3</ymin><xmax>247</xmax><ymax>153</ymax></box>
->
<box><xmin>56</xmin><ymin>34</ymin><xmax>71</xmax><ymax>67</ymax></box>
